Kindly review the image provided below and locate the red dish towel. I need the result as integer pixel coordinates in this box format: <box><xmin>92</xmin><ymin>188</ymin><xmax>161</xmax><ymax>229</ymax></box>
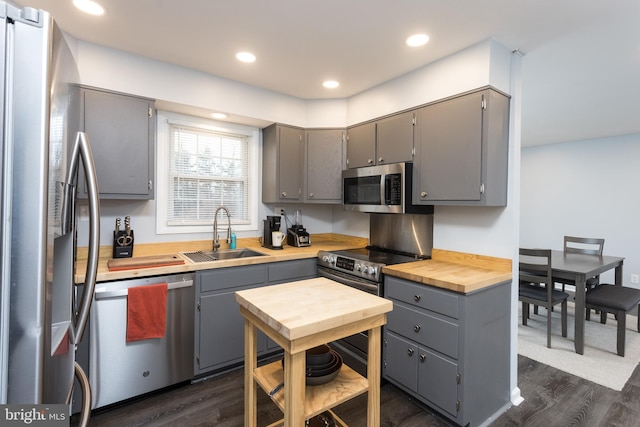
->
<box><xmin>126</xmin><ymin>283</ymin><xmax>168</xmax><ymax>342</ymax></box>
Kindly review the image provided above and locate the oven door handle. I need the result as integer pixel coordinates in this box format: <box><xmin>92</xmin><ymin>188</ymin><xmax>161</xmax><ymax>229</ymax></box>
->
<box><xmin>317</xmin><ymin>267</ymin><xmax>381</xmax><ymax>294</ymax></box>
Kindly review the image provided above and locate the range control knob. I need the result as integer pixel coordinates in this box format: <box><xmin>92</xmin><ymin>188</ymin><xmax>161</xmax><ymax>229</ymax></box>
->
<box><xmin>322</xmin><ymin>255</ymin><xmax>335</xmax><ymax>265</ymax></box>
<box><xmin>367</xmin><ymin>266</ymin><xmax>377</xmax><ymax>275</ymax></box>
<box><xmin>354</xmin><ymin>264</ymin><xmax>362</xmax><ymax>272</ymax></box>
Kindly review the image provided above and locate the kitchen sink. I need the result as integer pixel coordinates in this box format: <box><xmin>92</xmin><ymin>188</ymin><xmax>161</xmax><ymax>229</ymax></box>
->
<box><xmin>182</xmin><ymin>248</ymin><xmax>266</xmax><ymax>263</ymax></box>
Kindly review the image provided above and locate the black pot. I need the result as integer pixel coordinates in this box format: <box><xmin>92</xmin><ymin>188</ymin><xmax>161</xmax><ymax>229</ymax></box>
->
<box><xmin>306</xmin><ymin>344</ymin><xmax>333</xmax><ymax>366</ymax></box>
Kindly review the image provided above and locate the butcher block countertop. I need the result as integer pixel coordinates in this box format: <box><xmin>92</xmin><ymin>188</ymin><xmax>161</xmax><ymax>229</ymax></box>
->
<box><xmin>75</xmin><ymin>234</ymin><xmax>367</xmax><ymax>283</ymax></box>
<box><xmin>383</xmin><ymin>248</ymin><xmax>512</xmax><ymax>294</ymax></box>
<box><xmin>75</xmin><ymin>234</ymin><xmax>513</xmax><ymax>294</ymax></box>
<box><xmin>235</xmin><ymin>277</ymin><xmax>393</xmax><ymax>341</ymax></box>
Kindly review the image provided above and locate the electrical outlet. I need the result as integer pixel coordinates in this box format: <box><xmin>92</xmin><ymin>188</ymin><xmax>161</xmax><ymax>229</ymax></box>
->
<box><xmin>631</xmin><ymin>274</ymin><xmax>640</xmax><ymax>284</ymax></box>
<box><xmin>275</xmin><ymin>207</ymin><xmax>285</xmax><ymax>216</ymax></box>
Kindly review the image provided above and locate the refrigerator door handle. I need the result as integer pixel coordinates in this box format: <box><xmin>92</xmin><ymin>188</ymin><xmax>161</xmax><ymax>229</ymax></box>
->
<box><xmin>68</xmin><ymin>132</ymin><xmax>100</xmax><ymax>345</ymax></box>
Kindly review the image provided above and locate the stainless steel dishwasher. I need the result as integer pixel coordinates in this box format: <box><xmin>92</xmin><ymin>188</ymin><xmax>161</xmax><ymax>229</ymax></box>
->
<box><xmin>89</xmin><ymin>273</ymin><xmax>194</xmax><ymax>409</ymax></box>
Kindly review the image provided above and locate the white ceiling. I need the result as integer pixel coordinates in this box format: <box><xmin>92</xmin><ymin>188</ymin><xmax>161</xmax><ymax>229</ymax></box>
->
<box><xmin>13</xmin><ymin>0</ymin><xmax>640</xmax><ymax>146</ymax></box>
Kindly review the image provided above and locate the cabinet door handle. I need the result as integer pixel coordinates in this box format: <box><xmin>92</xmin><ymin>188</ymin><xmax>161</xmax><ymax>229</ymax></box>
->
<box><xmin>420</xmin><ymin>191</ymin><xmax>427</xmax><ymax>198</ymax></box>
<box><xmin>281</xmin><ymin>192</ymin><xmax>287</xmax><ymax>198</ymax></box>
<box><xmin>378</xmin><ymin>157</ymin><xmax>384</xmax><ymax>163</ymax></box>
<box><xmin>414</xmin><ymin>324</ymin><xmax>421</xmax><ymax>333</ymax></box>
<box><xmin>414</xmin><ymin>294</ymin><xmax>421</xmax><ymax>302</ymax></box>
<box><xmin>407</xmin><ymin>348</ymin><xmax>414</xmax><ymax>357</ymax></box>
<box><xmin>419</xmin><ymin>354</ymin><xmax>426</xmax><ymax>363</ymax></box>
<box><xmin>368</xmin><ymin>158</ymin><xmax>373</xmax><ymax>164</ymax></box>
<box><xmin>308</xmin><ymin>192</ymin><xmax>314</xmax><ymax>198</ymax></box>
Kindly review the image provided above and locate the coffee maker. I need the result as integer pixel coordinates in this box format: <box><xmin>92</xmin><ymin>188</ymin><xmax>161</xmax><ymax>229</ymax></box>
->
<box><xmin>262</xmin><ymin>215</ymin><xmax>283</xmax><ymax>249</ymax></box>
<box><xmin>287</xmin><ymin>209</ymin><xmax>311</xmax><ymax>247</ymax></box>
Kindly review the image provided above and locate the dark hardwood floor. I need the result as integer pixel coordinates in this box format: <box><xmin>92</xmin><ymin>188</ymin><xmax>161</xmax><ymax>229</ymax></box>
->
<box><xmin>77</xmin><ymin>355</ymin><xmax>640</xmax><ymax>427</ymax></box>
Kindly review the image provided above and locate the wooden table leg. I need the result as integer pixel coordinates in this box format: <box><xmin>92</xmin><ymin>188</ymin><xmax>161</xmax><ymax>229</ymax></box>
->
<box><xmin>244</xmin><ymin>319</ymin><xmax>257</xmax><ymax>427</ymax></box>
<box><xmin>574</xmin><ymin>276</ymin><xmax>586</xmax><ymax>355</ymax></box>
<box><xmin>367</xmin><ymin>326</ymin><xmax>381</xmax><ymax>427</ymax></box>
<box><xmin>283</xmin><ymin>350</ymin><xmax>306</xmax><ymax>426</ymax></box>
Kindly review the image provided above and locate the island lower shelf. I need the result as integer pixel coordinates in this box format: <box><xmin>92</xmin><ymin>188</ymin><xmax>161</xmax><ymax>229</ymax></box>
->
<box><xmin>254</xmin><ymin>360</ymin><xmax>369</xmax><ymax>420</ymax></box>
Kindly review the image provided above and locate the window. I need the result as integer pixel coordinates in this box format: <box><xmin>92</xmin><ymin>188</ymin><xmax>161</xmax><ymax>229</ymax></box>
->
<box><xmin>156</xmin><ymin>111</ymin><xmax>259</xmax><ymax>234</ymax></box>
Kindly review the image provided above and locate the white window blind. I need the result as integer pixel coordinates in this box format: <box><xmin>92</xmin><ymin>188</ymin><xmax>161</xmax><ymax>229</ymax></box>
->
<box><xmin>156</xmin><ymin>111</ymin><xmax>259</xmax><ymax>235</ymax></box>
<box><xmin>167</xmin><ymin>124</ymin><xmax>250</xmax><ymax>225</ymax></box>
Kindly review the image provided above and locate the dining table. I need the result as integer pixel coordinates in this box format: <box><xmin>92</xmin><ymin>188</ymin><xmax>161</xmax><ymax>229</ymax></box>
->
<box><xmin>521</xmin><ymin>249</ymin><xmax>625</xmax><ymax>355</ymax></box>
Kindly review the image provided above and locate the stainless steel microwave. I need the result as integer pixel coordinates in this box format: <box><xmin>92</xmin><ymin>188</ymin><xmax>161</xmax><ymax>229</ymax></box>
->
<box><xmin>342</xmin><ymin>163</ymin><xmax>433</xmax><ymax>214</ymax></box>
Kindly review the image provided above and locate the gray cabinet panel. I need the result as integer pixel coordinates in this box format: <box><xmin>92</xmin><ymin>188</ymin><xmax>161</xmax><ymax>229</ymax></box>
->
<box><xmin>198</xmin><ymin>290</ymin><xmax>248</xmax><ymax>371</ymax></box>
<box><xmin>417</xmin><ymin>346</ymin><xmax>459</xmax><ymax>417</ymax></box>
<box><xmin>386</xmin><ymin>276</ymin><xmax>459</xmax><ymax>318</ymax></box>
<box><xmin>346</xmin><ymin>121</ymin><xmax>376</xmax><ymax>168</ymax></box>
<box><xmin>383</xmin><ymin>331</ymin><xmax>418</xmax><ymax>392</ymax></box>
<box><xmin>74</xmin><ymin>85</ymin><xmax>155</xmax><ymax>199</ymax></box>
<box><xmin>387</xmin><ymin>302</ymin><xmax>458</xmax><ymax>359</ymax></box>
<box><xmin>199</xmin><ymin>264</ymin><xmax>266</xmax><ymax>293</ymax></box>
<box><xmin>415</xmin><ymin>91</ymin><xmax>483</xmax><ymax>201</ymax></box>
<box><xmin>278</xmin><ymin>125</ymin><xmax>303</xmax><ymax>201</ymax></box>
<box><xmin>413</xmin><ymin>87</ymin><xmax>510</xmax><ymax>206</ymax></box>
<box><xmin>262</xmin><ymin>124</ymin><xmax>304</xmax><ymax>203</ymax></box>
<box><xmin>376</xmin><ymin>110</ymin><xmax>414</xmax><ymax>165</ymax></box>
<box><xmin>304</xmin><ymin>129</ymin><xmax>344</xmax><ymax>203</ymax></box>
<box><xmin>267</xmin><ymin>259</ymin><xmax>317</xmax><ymax>283</ymax></box>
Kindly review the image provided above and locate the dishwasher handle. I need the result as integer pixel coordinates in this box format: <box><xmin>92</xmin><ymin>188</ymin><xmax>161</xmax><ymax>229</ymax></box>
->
<box><xmin>94</xmin><ymin>279</ymin><xmax>193</xmax><ymax>300</ymax></box>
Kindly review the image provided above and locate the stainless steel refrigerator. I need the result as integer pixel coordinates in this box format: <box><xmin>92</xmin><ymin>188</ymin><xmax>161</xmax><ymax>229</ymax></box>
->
<box><xmin>0</xmin><ymin>0</ymin><xmax>100</xmax><ymax>415</ymax></box>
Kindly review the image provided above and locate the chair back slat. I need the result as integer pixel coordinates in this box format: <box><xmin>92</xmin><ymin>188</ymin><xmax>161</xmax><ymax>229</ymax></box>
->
<box><xmin>519</xmin><ymin>248</ymin><xmax>553</xmax><ymax>286</ymax></box>
<box><xmin>564</xmin><ymin>236</ymin><xmax>604</xmax><ymax>256</ymax></box>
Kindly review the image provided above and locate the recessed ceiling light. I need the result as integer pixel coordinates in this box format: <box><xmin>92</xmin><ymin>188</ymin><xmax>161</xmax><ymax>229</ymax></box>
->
<box><xmin>406</xmin><ymin>33</ymin><xmax>429</xmax><ymax>47</ymax></box>
<box><xmin>236</xmin><ymin>52</ymin><xmax>256</xmax><ymax>63</ymax></box>
<box><xmin>73</xmin><ymin>0</ymin><xmax>104</xmax><ymax>16</ymax></box>
<box><xmin>211</xmin><ymin>112</ymin><xmax>227</xmax><ymax>119</ymax></box>
<box><xmin>323</xmin><ymin>80</ymin><xmax>340</xmax><ymax>89</ymax></box>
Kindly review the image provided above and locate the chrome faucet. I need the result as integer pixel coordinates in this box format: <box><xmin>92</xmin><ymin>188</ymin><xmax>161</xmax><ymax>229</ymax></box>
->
<box><xmin>213</xmin><ymin>206</ymin><xmax>231</xmax><ymax>252</ymax></box>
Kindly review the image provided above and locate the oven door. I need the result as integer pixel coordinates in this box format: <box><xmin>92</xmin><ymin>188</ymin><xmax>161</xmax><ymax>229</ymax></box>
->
<box><xmin>317</xmin><ymin>265</ymin><xmax>381</xmax><ymax>377</ymax></box>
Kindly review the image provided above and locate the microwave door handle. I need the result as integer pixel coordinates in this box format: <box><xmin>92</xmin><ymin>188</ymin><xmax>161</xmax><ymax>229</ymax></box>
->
<box><xmin>383</xmin><ymin>174</ymin><xmax>391</xmax><ymax>205</ymax></box>
<box><xmin>69</xmin><ymin>132</ymin><xmax>101</xmax><ymax>345</ymax></box>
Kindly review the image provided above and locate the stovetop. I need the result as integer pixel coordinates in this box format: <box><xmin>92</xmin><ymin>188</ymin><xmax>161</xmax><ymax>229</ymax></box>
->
<box><xmin>331</xmin><ymin>247</ymin><xmax>424</xmax><ymax>266</ymax></box>
<box><xmin>317</xmin><ymin>246</ymin><xmax>429</xmax><ymax>282</ymax></box>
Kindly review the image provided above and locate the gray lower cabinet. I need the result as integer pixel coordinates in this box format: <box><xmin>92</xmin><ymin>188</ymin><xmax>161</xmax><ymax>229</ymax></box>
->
<box><xmin>195</xmin><ymin>259</ymin><xmax>318</xmax><ymax>376</ymax></box>
<box><xmin>195</xmin><ymin>264</ymin><xmax>268</xmax><ymax>376</ymax></box>
<box><xmin>383</xmin><ymin>276</ymin><xmax>510</xmax><ymax>426</ymax></box>
<box><xmin>413</xmin><ymin>87</ymin><xmax>510</xmax><ymax>206</ymax></box>
<box><xmin>71</xmin><ymin>85</ymin><xmax>155</xmax><ymax>199</ymax></box>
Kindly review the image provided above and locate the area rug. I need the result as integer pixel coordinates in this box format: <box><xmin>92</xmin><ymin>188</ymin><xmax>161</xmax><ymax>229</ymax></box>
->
<box><xmin>517</xmin><ymin>302</ymin><xmax>640</xmax><ymax>391</ymax></box>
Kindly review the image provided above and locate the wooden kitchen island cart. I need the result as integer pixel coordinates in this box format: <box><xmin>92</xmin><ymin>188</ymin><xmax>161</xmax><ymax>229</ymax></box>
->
<box><xmin>235</xmin><ymin>277</ymin><xmax>393</xmax><ymax>427</ymax></box>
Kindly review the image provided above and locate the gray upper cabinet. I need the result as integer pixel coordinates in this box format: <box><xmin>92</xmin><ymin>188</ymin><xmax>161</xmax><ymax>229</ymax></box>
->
<box><xmin>262</xmin><ymin>123</ymin><xmax>304</xmax><ymax>203</ymax></box>
<box><xmin>71</xmin><ymin>85</ymin><xmax>155</xmax><ymax>200</ymax></box>
<box><xmin>345</xmin><ymin>121</ymin><xmax>376</xmax><ymax>168</ymax></box>
<box><xmin>413</xmin><ymin>87</ymin><xmax>510</xmax><ymax>206</ymax></box>
<box><xmin>346</xmin><ymin>111</ymin><xmax>414</xmax><ymax>169</ymax></box>
<box><xmin>375</xmin><ymin>110</ymin><xmax>415</xmax><ymax>165</ymax></box>
<box><xmin>304</xmin><ymin>129</ymin><xmax>344</xmax><ymax>203</ymax></box>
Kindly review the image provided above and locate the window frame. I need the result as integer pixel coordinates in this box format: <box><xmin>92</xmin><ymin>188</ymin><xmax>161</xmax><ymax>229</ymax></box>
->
<box><xmin>155</xmin><ymin>111</ymin><xmax>259</xmax><ymax>235</ymax></box>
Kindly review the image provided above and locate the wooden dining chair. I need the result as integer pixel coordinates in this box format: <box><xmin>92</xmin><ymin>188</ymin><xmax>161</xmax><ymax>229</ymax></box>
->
<box><xmin>519</xmin><ymin>248</ymin><xmax>569</xmax><ymax>348</ymax></box>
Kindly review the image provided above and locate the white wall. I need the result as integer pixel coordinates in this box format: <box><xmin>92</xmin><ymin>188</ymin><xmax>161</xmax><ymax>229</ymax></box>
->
<box><xmin>520</xmin><ymin>133</ymin><xmax>640</xmax><ymax>287</ymax></box>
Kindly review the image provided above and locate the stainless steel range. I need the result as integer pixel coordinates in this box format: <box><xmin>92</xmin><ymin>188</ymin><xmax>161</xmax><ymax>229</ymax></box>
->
<box><xmin>317</xmin><ymin>213</ymin><xmax>433</xmax><ymax>376</ymax></box>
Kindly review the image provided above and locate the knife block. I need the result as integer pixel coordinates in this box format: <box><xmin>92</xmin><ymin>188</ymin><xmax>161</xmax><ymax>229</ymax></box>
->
<box><xmin>113</xmin><ymin>230</ymin><xmax>134</xmax><ymax>258</ymax></box>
